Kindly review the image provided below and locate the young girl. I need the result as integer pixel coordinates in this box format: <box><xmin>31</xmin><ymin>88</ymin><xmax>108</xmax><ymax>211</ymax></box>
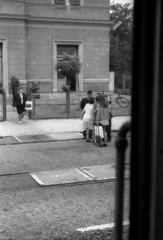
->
<box><xmin>15</xmin><ymin>87</ymin><xmax>27</xmax><ymax>123</ymax></box>
<box><xmin>94</xmin><ymin>94</ymin><xmax>110</xmax><ymax>146</ymax></box>
<box><xmin>81</xmin><ymin>97</ymin><xmax>95</xmax><ymax>142</ymax></box>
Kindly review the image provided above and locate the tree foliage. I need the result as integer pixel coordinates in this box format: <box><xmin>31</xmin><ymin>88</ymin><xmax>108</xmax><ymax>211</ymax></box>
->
<box><xmin>55</xmin><ymin>55</ymin><xmax>82</xmax><ymax>78</ymax></box>
<box><xmin>110</xmin><ymin>3</ymin><xmax>133</xmax><ymax>76</ymax></box>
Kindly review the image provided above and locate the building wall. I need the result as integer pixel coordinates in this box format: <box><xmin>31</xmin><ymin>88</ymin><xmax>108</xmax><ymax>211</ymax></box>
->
<box><xmin>26</xmin><ymin>23</ymin><xmax>109</xmax><ymax>78</ymax></box>
<box><xmin>0</xmin><ymin>0</ymin><xmax>113</xmax><ymax>94</ymax></box>
<box><xmin>0</xmin><ymin>21</ymin><xmax>25</xmax><ymax>80</ymax></box>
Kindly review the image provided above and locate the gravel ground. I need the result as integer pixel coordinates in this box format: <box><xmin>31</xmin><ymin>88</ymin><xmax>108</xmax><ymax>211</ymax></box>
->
<box><xmin>52</xmin><ymin>226</ymin><xmax>129</xmax><ymax>240</ymax></box>
<box><xmin>0</xmin><ymin>138</ymin><xmax>131</xmax><ymax>239</ymax></box>
<box><xmin>0</xmin><ymin>181</ymin><xmax>130</xmax><ymax>240</ymax></box>
<box><xmin>0</xmin><ymin>138</ymin><xmax>131</xmax><ymax>174</ymax></box>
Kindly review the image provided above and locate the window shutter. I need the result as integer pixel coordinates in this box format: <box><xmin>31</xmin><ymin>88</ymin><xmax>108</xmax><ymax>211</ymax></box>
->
<box><xmin>70</xmin><ymin>0</ymin><xmax>80</xmax><ymax>6</ymax></box>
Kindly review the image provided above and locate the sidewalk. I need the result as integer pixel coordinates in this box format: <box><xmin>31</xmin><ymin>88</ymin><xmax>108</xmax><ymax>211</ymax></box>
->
<box><xmin>0</xmin><ymin>116</ymin><xmax>131</xmax><ymax>137</ymax></box>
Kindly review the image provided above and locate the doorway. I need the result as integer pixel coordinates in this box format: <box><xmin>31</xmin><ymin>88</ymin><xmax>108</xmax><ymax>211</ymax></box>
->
<box><xmin>0</xmin><ymin>39</ymin><xmax>8</xmax><ymax>95</ymax></box>
<box><xmin>57</xmin><ymin>45</ymin><xmax>78</xmax><ymax>91</ymax></box>
<box><xmin>66</xmin><ymin>75</ymin><xmax>76</xmax><ymax>91</ymax></box>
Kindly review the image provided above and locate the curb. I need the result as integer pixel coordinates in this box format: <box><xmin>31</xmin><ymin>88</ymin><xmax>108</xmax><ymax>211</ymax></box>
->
<box><xmin>0</xmin><ymin>130</ymin><xmax>131</xmax><ymax>146</ymax></box>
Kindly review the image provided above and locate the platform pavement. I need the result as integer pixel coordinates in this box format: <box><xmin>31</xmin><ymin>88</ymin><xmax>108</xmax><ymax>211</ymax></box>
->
<box><xmin>0</xmin><ymin>111</ymin><xmax>131</xmax><ymax>186</ymax></box>
<box><xmin>0</xmin><ymin>116</ymin><xmax>131</xmax><ymax>137</ymax></box>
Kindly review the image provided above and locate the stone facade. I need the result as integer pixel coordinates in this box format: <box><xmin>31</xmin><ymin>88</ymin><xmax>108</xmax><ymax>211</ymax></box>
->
<box><xmin>0</xmin><ymin>0</ymin><xmax>113</xmax><ymax>96</ymax></box>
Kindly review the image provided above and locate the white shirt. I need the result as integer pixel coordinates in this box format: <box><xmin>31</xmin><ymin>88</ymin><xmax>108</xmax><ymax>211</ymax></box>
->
<box><xmin>83</xmin><ymin>103</ymin><xmax>94</xmax><ymax>120</ymax></box>
<box><xmin>19</xmin><ymin>93</ymin><xmax>23</xmax><ymax>104</ymax></box>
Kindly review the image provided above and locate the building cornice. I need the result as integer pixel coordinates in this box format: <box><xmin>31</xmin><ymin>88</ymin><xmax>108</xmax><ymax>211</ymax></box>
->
<box><xmin>0</xmin><ymin>14</ymin><xmax>114</xmax><ymax>26</ymax></box>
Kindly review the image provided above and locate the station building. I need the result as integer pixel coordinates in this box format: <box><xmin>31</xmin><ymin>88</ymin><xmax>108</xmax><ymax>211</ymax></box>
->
<box><xmin>0</xmin><ymin>0</ymin><xmax>114</xmax><ymax>96</ymax></box>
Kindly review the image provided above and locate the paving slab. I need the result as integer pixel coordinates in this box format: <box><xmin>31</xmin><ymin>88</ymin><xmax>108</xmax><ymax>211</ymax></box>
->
<box><xmin>29</xmin><ymin>164</ymin><xmax>130</xmax><ymax>187</ymax></box>
<box><xmin>14</xmin><ymin>134</ymin><xmax>55</xmax><ymax>143</ymax></box>
<box><xmin>49</xmin><ymin>132</ymin><xmax>83</xmax><ymax>140</ymax></box>
<box><xmin>0</xmin><ymin>136</ymin><xmax>18</xmax><ymax>145</ymax></box>
<box><xmin>80</xmin><ymin>165</ymin><xmax>116</xmax><ymax>181</ymax></box>
<box><xmin>30</xmin><ymin>168</ymin><xmax>93</xmax><ymax>186</ymax></box>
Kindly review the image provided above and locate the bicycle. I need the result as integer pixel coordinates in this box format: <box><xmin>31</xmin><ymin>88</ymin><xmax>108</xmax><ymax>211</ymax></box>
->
<box><xmin>111</xmin><ymin>89</ymin><xmax>130</xmax><ymax>108</ymax></box>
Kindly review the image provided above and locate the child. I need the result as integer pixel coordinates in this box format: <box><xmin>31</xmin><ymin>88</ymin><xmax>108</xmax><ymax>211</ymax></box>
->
<box><xmin>81</xmin><ymin>97</ymin><xmax>95</xmax><ymax>142</ymax></box>
<box><xmin>15</xmin><ymin>87</ymin><xmax>27</xmax><ymax>123</ymax></box>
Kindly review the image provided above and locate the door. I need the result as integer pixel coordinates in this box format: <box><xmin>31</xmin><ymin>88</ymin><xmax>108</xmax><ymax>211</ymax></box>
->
<box><xmin>57</xmin><ymin>45</ymin><xmax>78</xmax><ymax>91</ymax></box>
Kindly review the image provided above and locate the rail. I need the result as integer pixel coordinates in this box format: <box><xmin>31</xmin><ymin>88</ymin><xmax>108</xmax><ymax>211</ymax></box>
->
<box><xmin>114</xmin><ymin>121</ymin><xmax>131</xmax><ymax>240</ymax></box>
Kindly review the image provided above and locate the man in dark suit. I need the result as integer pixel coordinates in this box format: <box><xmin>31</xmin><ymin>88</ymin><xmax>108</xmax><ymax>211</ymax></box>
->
<box><xmin>80</xmin><ymin>90</ymin><xmax>93</xmax><ymax>139</ymax></box>
<box><xmin>11</xmin><ymin>74</ymin><xmax>20</xmax><ymax>107</ymax></box>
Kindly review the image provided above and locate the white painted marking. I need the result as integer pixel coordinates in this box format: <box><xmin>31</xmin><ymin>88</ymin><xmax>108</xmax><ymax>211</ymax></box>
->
<box><xmin>76</xmin><ymin>169</ymin><xmax>92</xmax><ymax>180</ymax></box>
<box><xmin>13</xmin><ymin>136</ymin><xmax>22</xmax><ymax>142</ymax></box>
<box><xmin>80</xmin><ymin>169</ymin><xmax>95</xmax><ymax>178</ymax></box>
<box><xmin>30</xmin><ymin>174</ymin><xmax>45</xmax><ymax>185</ymax></box>
<box><xmin>77</xmin><ymin>221</ymin><xmax>130</xmax><ymax>232</ymax></box>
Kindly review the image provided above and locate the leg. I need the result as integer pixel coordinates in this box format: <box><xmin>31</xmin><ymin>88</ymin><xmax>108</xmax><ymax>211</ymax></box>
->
<box><xmin>103</xmin><ymin>126</ymin><xmax>107</xmax><ymax>146</ymax></box>
<box><xmin>22</xmin><ymin>111</ymin><xmax>26</xmax><ymax>122</ymax></box>
<box><xmin>92</xmin><ymin>128</ymin><xmax>95</xmax><ymax>143</ymax></box>
<box><xmin>107</xmin><ymin>119</ymin><xmax>112</xmax><ymax>141</ymax></box>
<box><xmin>18</xmin><ymin>114</ymin><xmax>22</xmax><ymax>123</ymax></box>
<box><xmin>83</xmin><ymin>130</ymin><xmax>86</xmax><ymax>139</ymax></box>
<box><xmin>86</xmin><ymin>129</ymin><xmax>91</xmax><ymax>142</ymax></box>
<box><xmin>89</xmin><ymin>129</ymin><xmax>93</xmax><ymax>139</ymax></box>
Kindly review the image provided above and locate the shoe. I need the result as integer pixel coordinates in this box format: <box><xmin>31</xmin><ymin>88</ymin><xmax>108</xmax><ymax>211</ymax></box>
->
<box><xmin>103</xmin><ymin>143</ymin><xmax>107</xmax><ymax>147</ymax></box>
<box><xmin>86</xmin><ymin>139</ymin><xmax>91</xmax><ymax>142</ymax></box>
<box><xmin>19</xmin><ymin>121</ymin><xmax>22</xmax><ymax>124</ymax></box>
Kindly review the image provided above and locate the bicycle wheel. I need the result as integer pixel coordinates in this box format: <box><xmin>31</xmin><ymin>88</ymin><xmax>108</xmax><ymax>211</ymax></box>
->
<box><xmin>117</xmin><ymin>97</ymin><xmax>129</xmax><ymax>108</ymax></box>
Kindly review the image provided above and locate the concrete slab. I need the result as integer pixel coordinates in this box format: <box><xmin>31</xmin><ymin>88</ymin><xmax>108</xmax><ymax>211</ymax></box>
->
<box><xmin>49</xmin><ymin>133</ymin><xmax>83</xmax><ymax>140</ymax></box>
<box><xmin>30</xmin><ymin>168</ymin><xmax>93</xmax><ymax>186</ymax></box>
<box><xmin>80</xmin><ymin>165</ymin><xmax>116</xmax><ymax>181</ymax></box>
<box><xmin>111</xmin><ymin>164</ymin><xmax>130</xmax><ymax>178</ymax></box>
<box><xmin>0</xmin><ymin>136</ymin><xmax>18</xmax><ymax>145</ymax></box>
<box><xmin>15</xmin><ymin>134</ymin><xmax>55</xmax><ymax>143</ymax></box>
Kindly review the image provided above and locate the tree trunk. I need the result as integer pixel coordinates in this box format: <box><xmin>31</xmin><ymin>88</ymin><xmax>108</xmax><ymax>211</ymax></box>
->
<box><xmin>66</xmin><ymin>76</ymin><xmax>71</xmax><ymax>89</ymax></box>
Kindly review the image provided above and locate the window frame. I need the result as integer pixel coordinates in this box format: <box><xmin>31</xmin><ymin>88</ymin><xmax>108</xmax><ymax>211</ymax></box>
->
<box><xmin>70</xmin><ymin>0</ymin><xmax>80</xmax><ymax>6</ymax></box>
<box><xmin>55</xmin><ymin>0</ymin><xmax>65</xmax><ymax>5</ymax></box>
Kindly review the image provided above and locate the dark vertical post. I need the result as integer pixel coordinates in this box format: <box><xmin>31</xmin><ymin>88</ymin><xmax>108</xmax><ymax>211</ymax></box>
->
<box><xmin>114</xmin><ymin>121</ymin><xmax>130</xmax><ymax>240</ymax></box>
<box><xmin>66</xmin><ymin>89</ymin><xmax>70</xmax><ymax>119</ymax></box>
<box><xmin>123</xmin><ymin>74</ymin><xmax>126</xmax><ymax>90</ymax></box>
<box><xmin>28</xmin><ymin>109</ymin><xmax>32</xmax><ymax>120</ymax></box>
<box><xmin>33</xmin><ymin>92</ymin><xmax>35</xmax><ymax>115</ymax></box>
<box><xmin>3</xmin><ymin>91</ymin><xmax>6</xmax><ymax>121</ymax></box>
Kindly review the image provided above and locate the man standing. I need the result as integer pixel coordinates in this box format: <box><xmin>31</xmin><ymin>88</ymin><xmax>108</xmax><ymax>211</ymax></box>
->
<box><xmin>80</xmin><ymin>90</ymin><xmax>93</xmax><ymax>139</ymax></box>
<box><xmin>11</xmin><ymin>75</ymin><xmax>20</xmax><ymax>107</ymax></box>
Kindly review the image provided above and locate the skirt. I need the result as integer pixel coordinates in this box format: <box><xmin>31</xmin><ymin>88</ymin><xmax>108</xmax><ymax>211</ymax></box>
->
<box><xmin>82</xmin><ymin>119</ymin><xmax>94</xmax><ymax>130</ymax></box>
<box><xmin>16</xmin><ymin>104</ymin><xmax>26</xmax><ymax>114</ymax></box>
<box><xmin>100</xmin><ymin>120</ymin><xmax>109</xmax><ymax>126</ymax></box>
